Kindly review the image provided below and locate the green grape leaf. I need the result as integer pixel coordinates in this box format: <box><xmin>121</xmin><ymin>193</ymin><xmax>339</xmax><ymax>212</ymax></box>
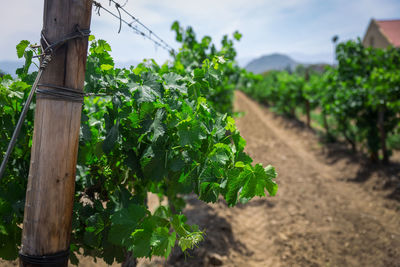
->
<box><xmin>233</xmin><ymin>31</ymin><xmax>242</xmax><ymax>41</ymax></box>
<box><xmin>16</xmin><ymin>40</ymin><xmax>30</xmax><ymax>58</ymax></box>
<box><xmin>199</xmin><ymin>182</ymin><xmax>219</xmax><ymax>203</ymax></box>
<box><xmin>147</xmin><ymin>109</ymin><xmax>166</xmax><ymax>142</ymax></box>
<box><xmin>135</xmin><ymin>85</ymin><xmax>161</xmax><ymax>104</ymax></box>
<box><xmin>240</xmin><ymin>164</ymin><xmax>278</xmax><ymax>199</ymax></box>
<box><xmin>163</xmin><ymin>73</ymin><xmax>187</xmax><ymax>93</ymax></box>
<box><xmin>130</xmin><ymin>229</ymin><xmax>152</xmax><ymax>258</ymax></box>
<box><xmin>111</xmin><ymin>204</ymin><xmax>146</xmax><ymax>226</ymax></box>
<box><xmin>103</xmin><ymin>124</ymin><xmax>119</xmax><ymax>154</ymax></box>
<box><xmin>177</xmin><ymin>120</ymin><xmax>205</xmax><ymax>147</ymax></box>
<box><xmin>108</xmin><ymin>204</ymin><xmax>147</xmax><ymax>246</ymax></box>
<box><xmin>150</xmin><ymin>227</ymin><xmax>176</xmax><ymax>258</ymax></box>
<box><xmin>100</xmin><ymin>64</ymin><xmax>113</xmax><ymax>71</ymax></box>
<box><xmin>178</xmin><ymin>231</ymin><xmax>204</xmax><ymax>252</ymax></box>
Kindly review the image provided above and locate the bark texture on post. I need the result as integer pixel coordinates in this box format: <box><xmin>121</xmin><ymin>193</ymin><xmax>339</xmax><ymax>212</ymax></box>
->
<box><xmin>20</xmin><ymin>0</ymin><xmax>92</xmax><ymax>266</ymax></box>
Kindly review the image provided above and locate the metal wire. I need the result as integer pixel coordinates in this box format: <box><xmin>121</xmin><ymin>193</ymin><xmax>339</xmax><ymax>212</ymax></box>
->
<box><xmin>108</xmin><ymin>0</ymin><xmax>175</xmax><ymax>52</ymax></box>
<box><xmin>36</xmin><ymin>84</ymin><xmax>85</xmax><ymax>103</ymax></box>
<box><xmin>93</xmin><ymin>0</ymin><xmax>175</xmax><ymax>55</ymax></box>
<box><xmin>41</xmin><ymin>26</ymin><xmax>91</xmax><ymax>56</ymax></box>
<box><xmin>0</xmin><ymin>27</ymin><xmax>90</xmax><ymax>181</ymax></box>
<box><xmin>0</xmin><ymin>67</ymin><xmax>45</xmax><ymax>180</ymax></box>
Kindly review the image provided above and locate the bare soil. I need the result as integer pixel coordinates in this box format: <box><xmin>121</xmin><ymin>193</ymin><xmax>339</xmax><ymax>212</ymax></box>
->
<box><xmin>2</xmin><ymin>91</ymin><xmax>400</xmax><ymax>267</ymax></box>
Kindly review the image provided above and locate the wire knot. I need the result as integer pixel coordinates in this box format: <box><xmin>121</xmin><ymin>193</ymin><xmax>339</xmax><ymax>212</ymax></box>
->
<box><xmin>40</xmin><ymin>54</ymin><xmax>52</xmax><ymax>70</ymax></box>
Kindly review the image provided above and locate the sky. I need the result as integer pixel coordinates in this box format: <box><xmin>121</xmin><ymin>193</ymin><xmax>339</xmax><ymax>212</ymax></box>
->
<box><xmin>1</xmin><ymin>0</ymin><xmax>400</xmax><ymax>67</ymax></box>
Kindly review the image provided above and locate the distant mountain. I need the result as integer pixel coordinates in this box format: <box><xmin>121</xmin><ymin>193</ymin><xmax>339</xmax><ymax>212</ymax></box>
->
<box><xmin>236</xmin><ymin>57</ymin><xmax>253</xmax><ymax>68</ymax></box>
<box><xmin>290</xmin><ymin>52</ymin><xmax>333</xmax><ymax>64</ymax></box>
<box><xmin>115</xmin><ymin>60</ymin><xmax>139</xmax><ymax>69</ymax></box>
<box><xmin>0</xmin><ymin>60</ymin><xmax>25</xmax><ymax>76</ymax></box>
<box><xmin>245</xmin><ymin>53</ymin><xmax>298</xmax><ymax>74</ymax></box>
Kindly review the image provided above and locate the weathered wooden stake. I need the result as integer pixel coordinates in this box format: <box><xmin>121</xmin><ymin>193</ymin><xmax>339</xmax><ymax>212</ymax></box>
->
<box><xmin>305</xmin><ymin>100</ymin><xmax>311</xmax><ymax>128</ymax></box>
<box><xmin>322</xmin><ymin>111</ymin><xmax>330</xmax><ymax>138</ymax></box>
<box><xmin>20</xmin><ymin>0</ymin><xmax>92</xmax><ymax>266</ymax></box>
<box><xmin>378</xmin><ymin>106</ymin><xmax>388</xmax><ymax>164</ymax></box>
<box><xmin>304</xmin><ymin>69</ymin><xmax>311</xmax><ymax>128</ymax></box>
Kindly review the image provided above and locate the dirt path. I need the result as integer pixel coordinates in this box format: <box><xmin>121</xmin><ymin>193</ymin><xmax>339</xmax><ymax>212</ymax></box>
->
<box><xmin>167</xmin><ymin>91</ymin><xmax>400</xmax><ymax>267</ymax></box>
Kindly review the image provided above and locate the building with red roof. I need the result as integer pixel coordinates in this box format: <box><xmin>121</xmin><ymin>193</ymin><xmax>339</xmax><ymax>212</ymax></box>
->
<box><xmin>363</xmin><ymin>19</ymin><xmax>400</xmax><ymax>48</ymax></box>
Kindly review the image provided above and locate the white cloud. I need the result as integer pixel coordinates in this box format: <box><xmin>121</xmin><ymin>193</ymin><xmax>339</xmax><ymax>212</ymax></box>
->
<box><xmin>0</xmin><ymin>0</ymin><xmax>399</xmax><ymax>64</ymax></box>
<box><xmin>0</xmin><ymin>1</ymin><xmax>42</xmax><ymax>59</ymax></box>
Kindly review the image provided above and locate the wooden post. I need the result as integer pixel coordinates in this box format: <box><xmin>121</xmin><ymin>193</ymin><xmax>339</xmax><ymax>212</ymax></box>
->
<box><xmin>304</xmin><ymin>68</ymin><xmax>311</xmax><ymax>128</ymax></box>
<box><xmin>305</xmin><ymin>100</ymin><xmax>311</xmax><ymax>128</ymax></box>
<box><xmin>20</xmin><ymin>0</ymin><xmax>92</xmax><ymax>266</ymax></box>
<box><xmin>378</xmin><ymin>106</ymin><xmax>388</xmax><ymax>164</ymax></box>
<box><xmin>322</xmin><ymin>111</ymin><xmax>330</xmax><ymax>138</ymax></box>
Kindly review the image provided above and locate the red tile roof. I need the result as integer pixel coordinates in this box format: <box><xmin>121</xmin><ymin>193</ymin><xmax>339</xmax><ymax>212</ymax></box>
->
<box><xmin>376</xmin><ymin>19</ymin><xmax>400</xmax><ymax>47</ymax></box>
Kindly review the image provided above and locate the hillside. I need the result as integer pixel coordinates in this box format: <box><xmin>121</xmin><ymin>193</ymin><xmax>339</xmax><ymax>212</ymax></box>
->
<box><xmin>245</xmin><ymin>53</ymin><xmax>298</xmax><ymax>74</ymax></box>
<box><xmin>0</xmin><ymin>60</ymin><xmax>25</xmax><ymax>76</ymax></box>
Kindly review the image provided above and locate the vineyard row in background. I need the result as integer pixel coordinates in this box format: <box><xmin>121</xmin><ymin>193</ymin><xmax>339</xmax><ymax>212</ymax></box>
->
<box><xmin>239</xmin><ymin>39</ymin><xmax>400</xmax><ymax>163</ymax></box>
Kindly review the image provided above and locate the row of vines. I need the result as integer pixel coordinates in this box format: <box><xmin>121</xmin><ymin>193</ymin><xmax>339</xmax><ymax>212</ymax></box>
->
<box><xmin>239</xmin><ymin>40</ymin><xmax>400</xmax><ymax>163</ymax></box>
<box><xmin>0</xmin><ymin>22</ymin><xmax>277</xmax><ymax>264</ymax></box>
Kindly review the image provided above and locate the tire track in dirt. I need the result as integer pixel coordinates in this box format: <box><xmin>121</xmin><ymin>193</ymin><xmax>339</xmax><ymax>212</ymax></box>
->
<box><xmin>221</xmin><ymin>91</ymin><xmax>400</xmax><ymax>267</ymax></box>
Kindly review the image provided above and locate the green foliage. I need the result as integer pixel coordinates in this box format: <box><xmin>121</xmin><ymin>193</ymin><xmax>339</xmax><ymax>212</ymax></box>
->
<box><xmin>170</xmin><ymin>21</ymin><xmax>242</xmax><ymax>114</ymax></box>
<box><xmin>0</xmin><ymin>74</ymin><xmax>31</xmax><ymax>260</ymax></box>
<box><xmin>0</xmin><ymin>24</ymin><xmax>277</xmax><ymax>264</ymax></box>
